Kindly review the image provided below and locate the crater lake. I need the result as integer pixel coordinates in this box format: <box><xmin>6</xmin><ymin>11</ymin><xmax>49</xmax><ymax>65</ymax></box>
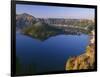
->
<box><xmin>16</xmin><ymin>32</ymin><xmax>89</xmax><ymax>74</ymax></box>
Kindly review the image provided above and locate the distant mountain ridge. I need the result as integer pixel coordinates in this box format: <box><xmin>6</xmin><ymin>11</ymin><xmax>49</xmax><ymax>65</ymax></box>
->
<box><xmin>16</xmin><ymin>13</ymin><xmax>94</xmax><ymax>40</ymax></box>
<box><xmin>16</xmin><ymin>13</ymin><xmax>64</xmax><ymax>41</ymax></box>
<box><xmin>16</xmin><ymin>13</ymin><xmax>94</xmax><ymax>30</ymax></box>
<box><xmin>16</xmin><ymin>13</ymin><xmax>37</xmax><ymax>29</ymax></box>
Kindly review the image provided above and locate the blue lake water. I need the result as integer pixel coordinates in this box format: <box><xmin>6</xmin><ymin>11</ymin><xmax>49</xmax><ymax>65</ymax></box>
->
<box><xmin>16</xmin><ymin>33</ymin><xmax>89</xmax><ymax>73</ymax></box>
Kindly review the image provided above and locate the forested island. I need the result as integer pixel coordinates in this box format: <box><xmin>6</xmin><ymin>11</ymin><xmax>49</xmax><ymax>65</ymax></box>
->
<box><xmin>16</xmin><ymin>13</ymin><xmax>95</xmax><ymax>75</ymax></box>
<box><xmin>16</xmin><ymin>13</ymin><xmax>95</xmax><ymax>41</ymax></box>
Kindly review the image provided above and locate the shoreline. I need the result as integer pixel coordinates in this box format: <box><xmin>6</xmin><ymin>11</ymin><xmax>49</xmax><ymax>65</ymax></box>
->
<box><xmin>65</xmin><ymin>30</ymin><xmax>95</xmax><ymax>70</ymax></box>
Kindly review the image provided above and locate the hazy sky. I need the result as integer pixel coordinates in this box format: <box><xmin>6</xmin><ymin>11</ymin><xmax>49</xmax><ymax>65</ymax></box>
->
<box><xmin>16</xmin><ymin>4</ymin><xmax>95</xmax><ymax>19</ymax></box>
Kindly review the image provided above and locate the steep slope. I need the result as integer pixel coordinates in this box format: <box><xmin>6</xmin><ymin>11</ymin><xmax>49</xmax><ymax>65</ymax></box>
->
<box><xmin>22</xmin><ymin>22</ymin><xmax>63</xmax><ymax>41</ymax></box>
<box><xmin>65</xmin><ymin>30</ymin><xmax>95</xmax><ymax>70</ymax></box>
<box><xmin>16</xmin><ymin>13</ymin><xmax>36</xmax><ymax>29</ymax></box>
<box><xmin>16</xmin><ymin>13</ymin><xmax>64</xmax><ymax>41</ymax></box>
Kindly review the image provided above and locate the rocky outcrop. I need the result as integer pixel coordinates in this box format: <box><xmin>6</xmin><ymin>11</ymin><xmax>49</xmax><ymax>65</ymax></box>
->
<box><xmin>16</xmin><ymin>13</ymin><xmax>94</xmax><ymax>30</ymax></box>
<box><xmin>65</xmin><ymin>30</ymin><xmax>95</xmax><ymax>70</ymax></box>
<box><xmin>16</xmin><ymin>13</ymin><xmax>36</xmax><ymax>29</ymax></box>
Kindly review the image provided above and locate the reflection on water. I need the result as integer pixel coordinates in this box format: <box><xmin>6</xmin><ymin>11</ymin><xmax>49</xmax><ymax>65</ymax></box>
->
<box><xmin>16</xmin><ymin>32</ymin><xmax>89</xmax><ymax>74</ymax></box>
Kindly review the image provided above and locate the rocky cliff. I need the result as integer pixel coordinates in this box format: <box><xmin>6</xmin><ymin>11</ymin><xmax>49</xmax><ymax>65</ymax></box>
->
<box><xmin>65</xmin><ymin>30</ymin><xmax>95</xmax><ymax>70</ymax></box>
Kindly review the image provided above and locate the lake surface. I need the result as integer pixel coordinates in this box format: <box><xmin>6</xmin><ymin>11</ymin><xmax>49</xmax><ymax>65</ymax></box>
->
<box><xmin>16</xmin><ymin>32</ymin><xmax>89</xmax><ymax>74</ymax></box>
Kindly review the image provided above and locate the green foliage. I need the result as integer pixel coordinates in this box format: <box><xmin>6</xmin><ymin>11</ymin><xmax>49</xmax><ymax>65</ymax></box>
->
<box><xmin>65</xmin><ymin>45</ymin><xmax>95</xmax><ymax>70</ymax></box>
<box><xmin>22</xmin><ymin>22</ymin><xmax>62</xmax><ymax>41</ymax></box>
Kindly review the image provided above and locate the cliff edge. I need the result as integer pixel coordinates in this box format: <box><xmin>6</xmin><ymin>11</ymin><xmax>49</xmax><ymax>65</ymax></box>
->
<box><xmin>65</xmin><ymin>30</ymin><xmax>95</xmax><ymax>70</ymax></box>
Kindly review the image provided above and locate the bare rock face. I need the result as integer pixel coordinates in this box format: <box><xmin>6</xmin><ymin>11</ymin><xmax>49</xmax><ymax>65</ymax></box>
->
<box><xmin>16</xmin><ymin>13</ymin><xmax>37</xmax><ymax>29</ymax></box>
<box><xmin>65</xmin><ymin>30</ymin><xmax>95</xmax><ymax>70</ymax></box>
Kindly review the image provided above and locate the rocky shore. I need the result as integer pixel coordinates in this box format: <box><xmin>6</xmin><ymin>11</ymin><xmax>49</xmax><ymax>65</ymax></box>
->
<box><xmin>65</xmin><ymin>30</ymin><xmax>95</xmax><ymax>70</ymax></box>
